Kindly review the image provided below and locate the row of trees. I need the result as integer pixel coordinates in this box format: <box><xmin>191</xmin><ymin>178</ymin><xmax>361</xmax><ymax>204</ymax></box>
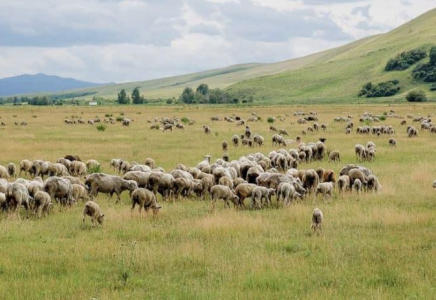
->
<box><xmin>179</xmin><ymin>84</ymin><xmax>239</xmax><ymax>104</ymax></box>
<box><xmin>117</xmin><ymin>87</ymin><xmax>146</xmax><ymax>104</ymax></box>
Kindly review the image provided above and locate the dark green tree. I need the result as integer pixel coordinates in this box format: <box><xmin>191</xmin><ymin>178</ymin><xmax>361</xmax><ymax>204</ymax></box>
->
<box><xmin>180</xmin><ymin>87</ymin><xmax>195</xmax><ymax>104</ymax></box>
<box><xmin>430</xmin><ymin>46</ymin><xmax>436</xmax><ymax>65</ymax></box>
<box><xmin>406</xmin><ymin>90</ymin><xmax>427</xmax><ymax>102</ymax></box>
<box><xmin>117</xmin><ymin>89</ymin><xmax>129</xmax><ymax>104</ymax></box>
<box><xmin>196</xmin><ymin>83</ymin><xmax>209</xmax><ymax>95</ymax></box>
<box><xmin>132</xmin><ymin>87</ymin><xmax>143</xmax><ymax>104</ymax></box>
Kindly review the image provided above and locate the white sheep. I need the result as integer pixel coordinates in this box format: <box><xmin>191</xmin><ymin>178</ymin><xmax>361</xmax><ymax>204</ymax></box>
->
<box><xmin>311</xmin><ymin>208</ymin><xmax>323</xmax><ymax>233</ymax></box>
<box><xmin>315</xmin><ymin>182</ymin><xmax>334</xmax><ymax>200</ymax></box>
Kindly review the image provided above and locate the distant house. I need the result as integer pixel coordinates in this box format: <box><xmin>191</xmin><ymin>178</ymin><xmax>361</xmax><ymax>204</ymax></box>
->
<box><xmin>88</xmin><ymin>101</ymin><xmax>98</xmax><ymax>106</ymax></box>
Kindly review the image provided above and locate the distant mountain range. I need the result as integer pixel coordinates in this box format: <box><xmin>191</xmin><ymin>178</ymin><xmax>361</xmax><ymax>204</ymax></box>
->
<box><xmin>0</xmin><ymin>73</ymin><xmax>112</xmax><ymax>97</ymax></box>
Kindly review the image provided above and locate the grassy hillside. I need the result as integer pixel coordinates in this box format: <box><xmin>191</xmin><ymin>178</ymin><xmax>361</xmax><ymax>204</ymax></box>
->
<box><xmin>228</xmin><ymin>8</ymin><xmax>436</xmax><ymax>104</ymax></box>
<box><xmin>20</xmin><ymin>8</ymin><xmax>436</xmax><ymax>103</ymax></box>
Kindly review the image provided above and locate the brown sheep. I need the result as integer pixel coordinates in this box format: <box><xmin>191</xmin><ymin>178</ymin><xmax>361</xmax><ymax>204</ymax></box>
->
<box><xmin>82</xmin><ymin>200</ymin><xmax>105</xmax><ymax>227</ymax></box>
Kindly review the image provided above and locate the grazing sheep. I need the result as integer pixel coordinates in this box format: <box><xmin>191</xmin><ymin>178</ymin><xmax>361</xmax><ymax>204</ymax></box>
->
<box><xmin>232</xmin><ymin>135</ymin><xmax>239</xmax><ymax>147</ymax></box>
<box><xmin>337</xmin><ymin>175</ymin><xmax>350</xmax><ymax>193</ymax></box>
<box><xmin>33</xmin><ymin>191</ymin><xmax>53</xmax><ymax>218</ymax></box>
<box><xmin>210</xmin><ymin>185</ymin><xmax>239</xmax><ymax>211</ymax></box>
<box><xmin>6</xmin><ymin>182</ymin><xmax>32</xmax><ymax>219</ymax></box>
<box><xmin>222</xmin><ymin>140</ymin><xmax>228</xmax><ymax>151</ymax></box>
<box><xmin>433</xmin><ymin>180</ymin><xmax>436</xmax><ymax>188</ymax></box>
<box><xmin>277</xmin><ymin>182</ymin><xmax>301</xmax><ymax>207</ymax></box>
<box><xmin>311</xmin><ymin>208</ymin><xmax>323</xmax><ymax>233</ymax></box>
<box><xmin>82</xmin><ymin>201</ymin><xmax>105</xmax><ymax>227</ymax></box>
<box><xmin>328</xmin><ymin>151</ymin><xmax>340</xmax><ymax>162</ymax></box>
<box><xmin>203</xmin><ymin>125</ymin><xmax>211</xmax><ymax>134</ymax></box>
<box><xmin>302</xmin><ymin>169</ymin><xmax>319</xmax><ymax>193</ymax></box>
<box><xmin>234</xmin><ymin>183</ymin><xmax>257</xmax><ymax>208</ymax></box>
<box><xmin>366</xmin><ymin>175</ymin><xmax>381</xmax><ymax>193</ymax></box>
<box><xmin>144</xmin><ymin>158</ymin><xmax>156</xmax><ymax>169</ymax></box>
<box><xmin>388</xmin><ymin>138</ymin><xmax>397</xmax><ymax>147</ymax></box>
<box><xmin>85</xmin><ymin>173</ymin><xmax>138</xmax><ymax>203</ymax></box>
<box><xmin>348</xmin><ymin>169</ymin><xmax>367</xmax><ymax>187</ymax></box>
<box><xmin>44</xmin><ymin>176</ymin><xmax>75</xmax><ymax>208</ymax></box>
<box><xmin>0</xmin><ymin>166</ymin><xmax>9</xmax><ymax>179</ymax></box>
<box><xmin>20</xmin><ymin>159</ymin><xmax>33</xmax><ymax>176</ymax></box>
<box><xmin>315</xmin><ymin>182</ymin><xmax>334</xmax><ymax>201</ymax></box>
<box><xmin>7</xmin><ymin>163</ymin><xmax>16</xmax><ymax>178</ymax></box>
<box><xmin>355</xmin><ymin>144</ymin><xmax>367</xmax><ymax>162</ymax></box>
<box><xmin>72</xmin><ymin>184</ymin><xmax>89</xmax><ymax>202</ymax></box>
<box><xmin>251</xmin><ymin>186</ymin><xmax>275</xmax><ymax>209</ymax></box>
<box><xmin>353</xmin><ymin>179</ymin><xmax>363</xmax><ymax>194</ymax></box>
<box><xmin>131</xmin><ymin>188</ymin><xmax>161</xmax><ymax>215</ymax></box>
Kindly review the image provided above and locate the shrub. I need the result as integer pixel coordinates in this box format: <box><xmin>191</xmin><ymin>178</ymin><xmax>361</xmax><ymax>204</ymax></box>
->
<box><xmin>166</xmin><ymin>99</ymin><xmax>173</xmax><ymax>105</ymax></box>
<box><xmin>379</xmin><ymin>115</ymin><xmax>386</xmax><ymax>121</ymax></box>
<box><xmin>431</xmin><ymin>84</ymin><xmax>436</xmax><ymax>91</ymax></box>
<box><xmin>116</xmin><ymin>116</ymin><xmax>124</xmax><ymax>122</ymax></box>
<box><xmin>358</xmin><ymin>80</ymin><xmax>401</xmax><ymax>97</ymax></box>
<box><xmin>267</xmin><ymin>117</ymin><xmax>275</xmax><ymax>123</ymax></box>
<box><xmin>181</xmin><ymin>117</ymin><xmax>190</xmax><ymax>124</ymax></box>
<box><xmin>105</xmin><ymin>114</ymin><xmax>112</xmax><ymax>117</ymax></box>
<box><xmin>385</xmin><ymin>49</ymin><xmax>427</xmax><ymax>71</ymax></box>
<box><xmin>97</xmin><ymin>124</ymin><xmax>107</xmax><ymax>131</ymax></box>
<box><xmin>412</xmin><ymin>47</ymin><xmax>436</xmax><ymax>83</ymax></box>
<box><xmin>406</xmin><ymin>90</ymin><xmax>427</xmax><ymax>102</ymax></box>
<box><xmin>88</xmin><ymin>165</ymin><xmax>102</xmax><ymax>174</ymax></box>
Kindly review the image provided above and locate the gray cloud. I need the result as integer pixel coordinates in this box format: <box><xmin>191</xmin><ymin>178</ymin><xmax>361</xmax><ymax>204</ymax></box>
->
<box><xmin>0</xmin><ymin>0</ymin><xmax>434</xmax><ymax>83</ymax></box>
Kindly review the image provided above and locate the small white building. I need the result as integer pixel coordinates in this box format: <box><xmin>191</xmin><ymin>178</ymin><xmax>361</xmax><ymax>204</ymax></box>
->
<box><xmin>88</xmin><ymin>101</ymin><xmax>98</xmax><ymax>106</ymax></box>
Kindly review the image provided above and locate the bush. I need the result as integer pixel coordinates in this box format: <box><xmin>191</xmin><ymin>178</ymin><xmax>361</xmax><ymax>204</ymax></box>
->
<box><xmin>406</xmin><ymin>90</ymin><xmax>427</xmax><ymax>102</ymax></box>
<box><xmin>88</xmin><ymin>165</ymin><xmax>102</xmax><ymax>174</ymax></box>
<box><xmin>385</xmin><ymin>49</ymin><xmax>427</xmax><ymax>71</ymax></box>
<box><xmin>267</xmin><ymin>117</ymin><xmax>274</xmax><ymax>123</ymax></box>
<box><xmin>166</xmin><ymin>99</ymin><xmax>173</xmax><ymax>105</ymax></box>
<box><xmin>181</xmin><ymin>117</ymin><xmax>190</xmax><ymax>124</ymax></box>
<box><xmin>431</xmin><ymin>84</ymin><xmax>436</xmax><ymax>91</ymax></box>
<box><xmin>105</xmin><ymin>114</ymin><xmax>112</xmax><ymax>117</ymax></box>
<box><xmin>116</xmin><ymin>116</ymin><xmax>124</xmax><ymax>122</ymax></box>
<box><xmin>379</xmin><ymin>115</ymin><xmax>386</xmax><ymax>121</ymax></box>
<box><xmin>96</xmin><ymin>124</ymin><xmax>107</xmax><ymax>131</ymax></box>
<box><xmin>358</xmin><ymin>80</ymin><xmax>401</xmax><ymax>97</ymax></box>
<box><xmin>412</xmin><ymin>47</ymin><xmax>436</xmax><ymax>83</ymax></box>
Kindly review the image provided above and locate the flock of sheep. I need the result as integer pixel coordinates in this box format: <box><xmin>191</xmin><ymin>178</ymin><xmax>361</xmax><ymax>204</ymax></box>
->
<box><xmin>2</xmin><ymin>108</ymin><xmax>435</xmax><ymax>232</ymax></box>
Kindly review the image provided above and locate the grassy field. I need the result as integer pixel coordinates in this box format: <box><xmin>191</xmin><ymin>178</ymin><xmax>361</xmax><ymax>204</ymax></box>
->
<box><xmin>1</xmin><ymin>104</ymin><xmax>436</xmax><ymax>299</ymax></box>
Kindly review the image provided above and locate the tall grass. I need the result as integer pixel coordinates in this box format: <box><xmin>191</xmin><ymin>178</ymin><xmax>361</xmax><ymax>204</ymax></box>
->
<box><xmin>0</xmin><ymin>104</ymin><xmax>435</xmax><ymax>299</ymax></box>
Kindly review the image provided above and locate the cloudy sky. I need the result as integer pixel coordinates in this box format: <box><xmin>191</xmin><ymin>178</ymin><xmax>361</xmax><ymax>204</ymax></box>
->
<box><xmin>0</xmin><ymin>0</ymin><xmax>435</xmax><ymax>83</ymax></box>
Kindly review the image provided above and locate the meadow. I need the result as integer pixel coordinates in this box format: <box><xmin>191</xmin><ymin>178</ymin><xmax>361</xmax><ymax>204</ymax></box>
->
<box><xmin>0</xmin><ymin>103</ymin><xmax>436</xmax><ymax>299</ymax></box>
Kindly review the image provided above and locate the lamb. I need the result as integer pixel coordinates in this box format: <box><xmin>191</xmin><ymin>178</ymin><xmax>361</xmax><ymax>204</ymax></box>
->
<box><xmin>203</xmin><ymin>125</ymin><xmax>211</xmax><ymax>134</ymax></box>
<box><xmin>337</xmin><ymin>175</ymin><xmax>350</xmax><ymax>193</ymax></box>
<box><xmin>210</xmin><ymin>185</ymin><xmax>239</xmax><ymax>211</ymax></box>
<box><xmin>328</xmin><ymin>151</ymin><xmax>340</xmax><ymax>162</ymax></box>
<box><xmin>222</xmin><ymin>140</ymin><xmax>228</xmax><ymax>151</ymax></box>
<box><xmin>277</xmin><ymin>182</ymin><xmax>301</xmax><ymax>207</ymax></box>
<box><xmin>86</xmin><ymin>159</ymin><xmax>100</xmax><ymax>171</ymax></box>
<box><xmin>366</xmin><ymin>175</ymin><xmax>381</xmax><ymax>193</ymax></box>
<box><xmin>82</xmin><ymin>200</ymin><xmax>105</xmax><ymax>227</ymax></box>
<box><xmin>315</xmin><ymin>182</ymin><xmax>334</xmax><ymax>201</ymax></box>
<box><xmin>20</xmin><ymin>159</ymin><xmax>33</xmax><ymax>176</ymax></box>
<box><xmin>388</xmin><ymin>138</ymin><xmax>397</xmax><ymax>147</ymax></box>
<box><xmin>33</xmin><ymin>191</ymin><xmax>53</xmax><ymax>218</ymax></box>
<box><xmin>0</xmin><ymin>166</ymin><xmax>9</xmax><ymax>179</ymax></box>
<box><xmin>311</xmin><ymin>208</ymin><xmax>323</xmax><ymax>233</ymax></box>
<box><xmin>232</xmin><ymin>135</ymin><xmax>239</xmax><ymax>147</ymax></box>
<box><xmin>7</xmin><ymin>162</ymin><xmax>16</xmax><ymax>178</ymax></box>
<box><xmin>353</xmin><ymin>179</ymin><xmax>363</xmax><ymax>194</ymax></box>
<box><xmin>72</xmin><ymin>184</ymin><xmax>89</xmax><ymax>202</ymax></box>
<box><xmin>131</xmin><ymin>188</ymin><xmax>161</xmax><ymax>215</ymax></box>
<box><xmin>250</xmin><ymin>186</ymin><xmax>275</xmax><ymax>209</ymax></box>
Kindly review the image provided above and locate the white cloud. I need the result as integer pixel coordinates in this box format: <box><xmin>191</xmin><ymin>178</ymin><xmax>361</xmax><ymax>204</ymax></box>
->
<box><xmin>0</xmin><ymin>0</ymin><xmax>434</xmax><ymax>82</ymax></box>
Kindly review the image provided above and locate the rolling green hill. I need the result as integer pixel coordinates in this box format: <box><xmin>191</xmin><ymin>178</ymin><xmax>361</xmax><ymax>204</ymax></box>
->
<box><xmin>23</xmin><ymin>8</ymin><xmax>436</xmax><ymax>103</ymax></box>
<box><xmin>228</xmin><ymin>8</ymin><xmax>436</xmax><ymax>103</ymax></box>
